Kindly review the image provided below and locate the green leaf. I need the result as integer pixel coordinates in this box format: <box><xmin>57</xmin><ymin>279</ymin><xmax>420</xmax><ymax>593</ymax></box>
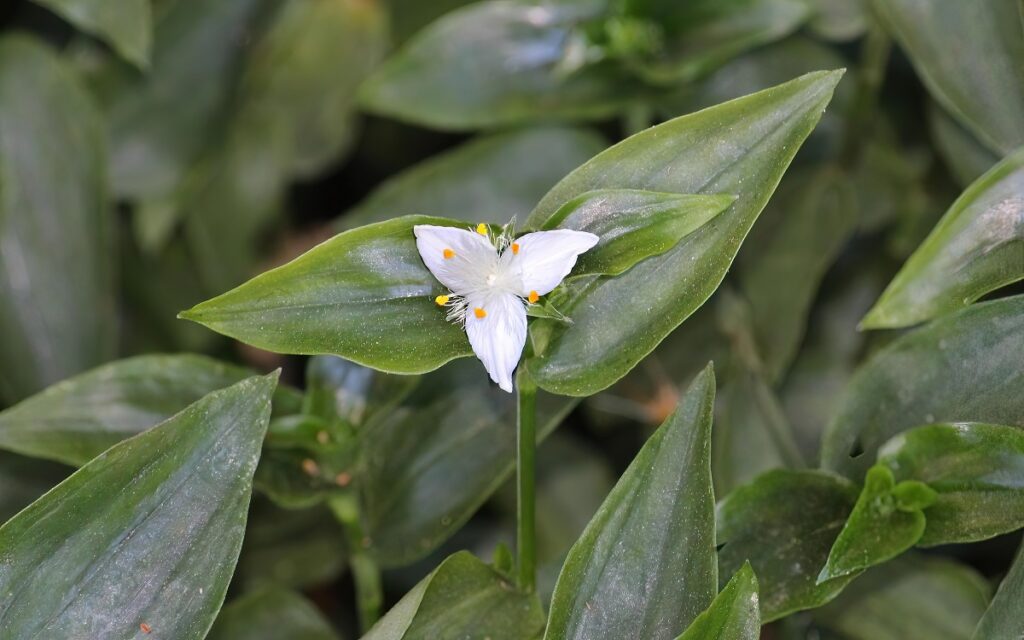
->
<box><xmin>363</xmin><ymin>551</ymin><xmax>545</xmax><ymax>640</ymax></box>
<box><xmin>877</xmin><ymin>422</ymin><xmax>1024</xmax><ymax>545</ymax></box>
<box><xmin>817</xmin><ymin>466</ymin><xmax>931</xmax><ymax>583</ymax></box>
<box><xmin>0</xmin><ymin>373</ymin><xmax>277</xmax><ymax>639</ymax></box>
<box><xmin>524</xmin><ymin>70</ymin><xmax>845</xmax><ymax>396</ymax></box>
<box><xmin>821</xmin><ymin>295</ymin><xmax>1024</xmax><ymax>480</ymax></box>
<box><xmin>873</xmin><ymin>0</ymin><xmax>1024</xmax><ymax>155</ymax></box>
<box><xmin>180</xmin><ymin>216</ymin><xmax>473</xmax><ymax>374</ymax></box>
<box><xmin>0</xmin><ymin>354</ymin><xmax>301</xmax><ymax>467</ymax></box>
<box><xmin>972</xmin><ymin>540</ymin><xmax>1024</xmax><ymax>640</ymax></box>
<box><xmin>541</xmin><ymin>190</ymin><xmax>736</xmax><ymax>276</ymax></box>
<box><xmin>0</xmin><ymin>452</ymin><xmax>68</xmax><ymax>524</ymax></box>
<box><xmin>31</xmin><ymin>0</ymin><xmax>151</xmax><ymax>67</ymax></box>
<box><xmin>815</xmin><ymin>555</ymin><xmax>991</xmax><ymax>640</ymax></box>
<box><xmin>862</xmin><ymin>146</ymin><xmax>1024</xmax><ymax>329</ymax></box>
<box><xmin>0</xmin><ymin>35</ymin><xmax>114</xmax><ymax>404</ymax></box>
<box><xmin>359</xmin><ymin>1</ymin><xmax>638</xmax><ymax>130</ymax></box>
<box><xmin>675</xmin><ymin>562</ymin><xmax>760</xmax><ymax>640</ymax></box>
<box><xmin>340</xmin><ymin>127</ymin><xmax>608</xmax><ymax>230</ymax></box>
<box><xmin>801</xmin><ymin>0</ymin><xmax>868</xmax><ymax>42</ymax></box>
<box><xmin>304</xmin><ymin>355</ymin><xmax>420</xmax><ymax>428</ymax></box>
<box><xmin>716</xmin><ymin>469</ymin><xmax>860</xmax><ymax>621</ymax></box>
<box><xmin>545</xmin><ymin>365</ymin><xmax>717</xmax><ymax>640</ymax></box>
<box><xmin>928</xmin><ymin>101</ymin><xmax>999</xmax><ymax>188</ymax></box>
<box><xmin>207</xmin><ymin>588</ymin><xmax>340</xmax><ymax>640</ymax></box>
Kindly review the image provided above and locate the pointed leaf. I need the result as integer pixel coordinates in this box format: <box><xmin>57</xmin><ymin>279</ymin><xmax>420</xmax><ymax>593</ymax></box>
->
<box><xmin>675</xmin><ymin>563</ymin><xmax>760</xmax><ymax>640</ymax></box>
<box><xmin>524</xmin><ymin>70</ymin><xmax>845</xmax><ymax>396</ymax></box>
<box><xmin>0</xmin><ymin>373</ymin><xmax>277</xmax><ymax>639</ymax></box>
<box><xmin>207</xmin><ymin>588</ymin><xmax>340</xmax><ymax>640</ymax></box>
<box><xmin>972</xmin><ymin>540</ymin><xmax>1024</xmax><ymax>640</ymax></box>
<box><xmin>545</xmin><ymin>365</ymin><xmax>717</xmax><ymax>640</ymax></box>
<box><xmin>31</xmin><ymin>0</ymin><xmax>151</xmax><ymax>67</ymax></box>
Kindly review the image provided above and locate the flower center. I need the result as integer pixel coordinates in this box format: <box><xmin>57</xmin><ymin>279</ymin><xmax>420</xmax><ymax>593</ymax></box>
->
<box><xmin>486</xmin><ymin>273</ymin><xmax>498</xmax><ymax>286</ymax></box>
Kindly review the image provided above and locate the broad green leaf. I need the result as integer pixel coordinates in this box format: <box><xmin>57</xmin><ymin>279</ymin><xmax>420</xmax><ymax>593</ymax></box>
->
<box><xmin>716</xmin><ymin>469</ymin><xmax>860</xmax><ymax>621</ymax></box>
<box><xmin>359</xmin><ymin>1</ymin><xmax>637</xmax><ymax>130</ymax></box>
<box><xmin>928</xmin><ymin>101</ymin><xmax>1000</xmax><ymax>188</ymax></box>
<box><xmin>862</xmin><ymin>146</ymin><xmax>1024</xmax><ymax>329</ymax></box>
<box><xmin>542</xmin><ymin>190</ymin><xmax>737</xmax><ymax>276</ymax></box>
<box><xmin>0</xmin><ymin>354</ymin><xmax>301</xmax><ymax>467</ymax></box>
<box><xmin>360</xmin><ymin>360</ymin><xmax>576</xmax><ymax>566</ymax></box>
<box><xmin>180</xmin><ymin>216</ymin><xmax>472</xmax><ymax>374</ymax></box>
<box><xmin>0</xmin><ymin>35</ymin><xmax>114</xmax><ymax>403</ymax></box>
<box><xmin>31</xmin><ymin>0</ymin><xmax>151</xmax><ymax>67</ymax></box>
<box><xmin>304</xmin><ymin>355</ymin><xmax>419</xmax><ymax>428</ymax></box>
<box><xmin>545</xmin><ymin>365</ymin><xmax>717</xmax><ymax>640</ymax></box>
<box><xmin>873</xmin><ymin>0</ymin><xmax>1024</xmax><ymax>155</ymax></box>
<box><xmin>363</xmin><ymin>551</ymin><xmax>545</xmax><ymax>640</ymax></box>
<box><xmin>821</xmin><ymin>295</ymin><xmax>1024</xmax><ymax>479</ymax></box>
<box><xmin>207</xmin><ymin>588</ymin><xmax>340</xmax><ymax>640</ymax></box>
<box><xmin>815</xmin><ymin>555</ymin><xmax>990</xmax><ymax>640</ymax></box>
<box><xmin>0</xmin><ymin>452</ymin><xmax>68</xmax><ymax>524</ymax></box>
<box><xmin>385</xmin><ymin>0</ymin><xmax>480</xmax><ymax>44</ymax></box>
<box><xmin>972</xmin><ymin>540</ymin><xmax>1024</xmax><ymax>640</ymax></box>
<box><xmin>340</xmin><ymin>127</ymin><xmax>607</xmax><ymax>229</ymax></box>
<box><xmin>877</xmin><ymin>422</ymin><xmax>1024</xmax><ymax>545</ymax></box>
<box><xmin>817</xmin><ymin>466</ymin><xmax>934</xmax><ymax>582</ymax></box>
<box><xmin>524</xmin><ymin>70</ymin><xmax>844</xmax><ymax>396</ymax></box>
<box><xmin>675</xmin><ymin>563</ymin><xmax>760</xmax><ymax>640</ymax></box>
<box><xmin>0</xmin><ymin>373</ymin><xmax>277</xmax><ymax>639</ymax></box>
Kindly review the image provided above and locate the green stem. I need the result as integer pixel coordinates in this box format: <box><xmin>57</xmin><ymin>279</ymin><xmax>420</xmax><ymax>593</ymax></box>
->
<box><xmin>516</xmin><ymin>367</ymin><xmax>538</xmax><ymax>593</ymax></box>
<box><xmin>330</xmin><ymin>495</ymin><xmax>382</xmax><ymax>633</ymax></box>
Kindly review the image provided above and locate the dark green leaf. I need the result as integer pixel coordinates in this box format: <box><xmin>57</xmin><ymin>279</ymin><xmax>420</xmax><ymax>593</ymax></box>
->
<box><xmin>972</xmin><ymin>540</ymin><xmax>1024</xmax><ymax>640</ymax></box>
<box><xmin>542</xmin><ymin>190</ymin><xmax>736</xmax><ymax>276</ymax></box>
<box><xmin>546</xmin><ymin>365</ymin><xmax>717</xmax><ymax>640</ymax></box>
<box><xmin>821</xmin><ymin>295</ymin><xmax>1024</xmax><ymax>479</ymax></box>
<box><xmin>363</xmin><ymin>551</ymin><xmax>545</xmax><ymax>640</ymax></box>
<box><xmin>207</xmin><ymin>588</ymin><xmax>340</xmax><ymax>640</ymax></box>
<box><xmin>180</xmin><ymin>216</ymin><xmax>473</xmax><ymax>374</ymax></box>
<box><xmin>675</xmin><ymin>563</ymin><xmax>760</xmax><ymax>640</ymax></box>
<box><xmin>0</xmin><ymin>373</ymin><xmax>277</xmax><ymax>639</ymax></box>
<box><xmin>304</xmin><ymin>355</ymin><xmax>419</xmax><ymax>428</ymax></box>
<box><xmin>524</xmin><ymin>70</ymin><xmax>844</xmax><ymax>396</ymax></box>
<box><xmin>31</xmin><ymin>0</ymin><xmax>151</xmax><ymax>67</ymax></box>
<box><xmin>0</xmin><ymin>35</ymin><xmax>114</xmax><ymax>403</ymax></box>
<box><xmin>862</xmin><ymin>146</ymin><xmax>1024</xmax><ymax>329</ymax></box>
<box><xmin>716</xmin><ymin>469</ymin><xmax>860</xmax><ymax>621</ymax></box>
<box><xmin>802</xmin><ymin>0</ymin><xmax>868</xmax><ymax>42</ymax></box>
<box><xmin>0</xmin><ymin>452</ymin><xmax>68</xmax><ymax>524</ymax></box>
<box><xmin>877</xmin><ymin>422</ymin><xmax>1024</xmax><ymax>545</ymax></box>
<box><xmin>0</xmin><ymin>354</ymin><xmax>301</xmax><ymax>467</ymax></box>
<box><xmin>873</xmin><ymin>0</ymin><xmax>1024</xmax><ymax>155</ymax></box>
<box><xmin>928</xmin><ymin>101</ymin><xmax>1000</xmax><ymax>188</ymax></box>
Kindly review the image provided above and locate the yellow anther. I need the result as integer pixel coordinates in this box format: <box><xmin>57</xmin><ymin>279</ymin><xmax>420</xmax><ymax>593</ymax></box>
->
<box><xmin>476</xmin><ymin>223</ymin><xmax>488</xmax><ymax>235</ymax></box>
<box><xmin>474</xmin><ymin>307</ymin><xmax>487</xmax><ymax>319</ymax></box>
<box><xmin>435</xmin><ymin>295</ymin><xmax>450</xmax><ymax>306</ymax></box>
<box><xmin>443</xmin><ymin>248</ymin><xmax>455</xmax><ymax>259</ymax></box>
<box><xmin>511</xmin><ymin>243</ymin><xmax>520</xmax><ymax>255</ymax></box>
<box><xmin>528</xmin><ymin>290</ymin><xmax>539</xmax><ymax>304</ymax></box>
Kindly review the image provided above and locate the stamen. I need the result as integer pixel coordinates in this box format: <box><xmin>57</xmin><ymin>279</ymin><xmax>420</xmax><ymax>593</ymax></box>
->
<box><xmin>435</xmin><ymin>295</ymin><xmax>450</xmax><ymax>306</ymax></box>
<box><xmin>476</xmin><ymin>223</ymin><xmax>488</xmax><ymax>235</ymax></box>
<box><xmin>474</xmin><ymin>307</ymin><xmax>487</xmax><ymax>319</ymax></box>
<box><xmin>443</xmin><ymin>248</ymin><xmax>455</xmax><ymax>259</ymax></box>
<box><xmin>511</xmin><ymin>243</ymin><xmax>520</xmax><ymax>255</ymax></box>
<box><xmin>528</xmin><ymin>290</ymin><xmax>539</xmax><ymax>304</ymax></box>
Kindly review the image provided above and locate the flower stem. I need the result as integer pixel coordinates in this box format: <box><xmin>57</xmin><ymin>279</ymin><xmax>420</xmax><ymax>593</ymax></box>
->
<box><xmin>516</xmin><ymin>367</ymin><xmax>538</xmax><ymax>593</ymax></box>
<box><xmin>329</xmin><ymin>494</ymin><xmax>382</xmax><ymax>633</ymax></box>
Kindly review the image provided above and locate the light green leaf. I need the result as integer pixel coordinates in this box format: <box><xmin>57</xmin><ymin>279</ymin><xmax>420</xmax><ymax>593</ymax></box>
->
<box><xmin>821</xmin><ymin>295</ymin><xmax>1024</xmax><ymax>480</ymax></box>
<box><xmin>180</xmin><ymin>216</ymin><xmax>472</xmax><ymax>374</ymax></box>
<box><xmin>873</xmin><ymin>0</ymin><xmax>1024</xmax><ymax>155</ymax></box>
<box><xmin>877</xmin><ymin>422</ymin><xmax>1024</xmax><ymax>545</ymax></box>
<box><xmin>675</xmin><ymin>563</ymin><xmax>760</xmax><ymax>640</ymax></box>
<box><xmin>0</xmin><ymin>35</ymin><xmax>113</xmax><ymax>404</ymax></box>
<box><xmin>207</xmin><ymin>588</ymin><xmax>340</xmax><ymax>640</ymax></box>
<box><xmin>542</xmin><ymin>190</ymin><xmax>736</xmax><ymax>277</ymax></box>
<box><xmin>363</xmin><ymin>551</ymin><xmax>545</xmax><ymax>640</ymax></box>
<box><xmin>716</xmin><ymin>469</ymin><xmax>860</xmax><ymax>621</ymax></box>
<box><xmin>525</xmin><ymin>70</ymin><xmax>845</xmax><ymax>396</ymax></box>
<box><xmin>973</xmin><ymin>540</ymin><xmax>1024</xmax><ymax>640</ymax></box>
<box><xmin>862</xmin><ymin>146</ymin><xmax>1024</xmax><ymax>329</ymax></box>
<box><xmin>31</xmin><ymin>0</ymin><xmax>151</xmax><ymax>67</ymax></box>
<box><xmin>340</xmin><ymin>127</ymin><xmax>607</xmax><ymax>230</ymax></box>
<box><xmin>359</xmin><ymin>1</ymin><xmax>637</xmax><ymax>130</ymax></box>
<box><xmin>928</xmin><ymin>101</ymin><xmax>1000</xmax><ymax>188</ymax></box>
<box><xmin>0</xmin><ymin>373</ymin><xmax>277</xmax><ymax>639</ymax></box>
<box><xmin>545</xmin><ymin>365</ymin><xmax>717</xmax><ymax>640</ymax></box>
<box><xmin>0</xmin><ymin>354</ymin><xmax>301</xmax><ymax>467</ymax></box>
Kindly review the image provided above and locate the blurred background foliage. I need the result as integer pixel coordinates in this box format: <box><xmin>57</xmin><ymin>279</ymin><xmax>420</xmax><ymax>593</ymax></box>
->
<box><xmin>0</xmin><ymin>0</ymin><xmax>1022</xmax><ymax>637</ymax></box>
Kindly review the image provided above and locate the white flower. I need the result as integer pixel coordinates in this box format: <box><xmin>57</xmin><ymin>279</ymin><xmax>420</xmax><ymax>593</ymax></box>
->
<box><xmin>414</xmin><ymin>222</ymin><xmax>599</xmax><ymax>392</ymax></box>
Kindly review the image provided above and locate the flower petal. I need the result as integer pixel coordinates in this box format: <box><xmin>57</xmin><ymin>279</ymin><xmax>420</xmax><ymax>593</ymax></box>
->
<box><xmin>512</xmin><ymin>229</ymin><xmax>599</xmax><ymax>296</ymax></box>
<box><xmin>414</xmin><ymin>224</ymin><xmax>495</xmax><ymax>293</ymax></box>
<box><xmin>464</xmin><ymin>292</ymin><xmax>527</xmax><ymax>393</ymax></box>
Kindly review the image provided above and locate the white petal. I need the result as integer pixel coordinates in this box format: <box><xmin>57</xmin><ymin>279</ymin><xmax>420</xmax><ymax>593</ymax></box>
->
<box><xmin>464</xmin><ymin>293</ymin><xmax>526</xmax><ymax>393</ymax></box>
<box><xmin>511</xmin><ymin>229</ymin><xmax>599</xmax><ymax>296</ymax></box>
<box><xmin>414</xmin><ymin>224</ymin><xmax>495</xmax><ymax>294</ymax></box>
